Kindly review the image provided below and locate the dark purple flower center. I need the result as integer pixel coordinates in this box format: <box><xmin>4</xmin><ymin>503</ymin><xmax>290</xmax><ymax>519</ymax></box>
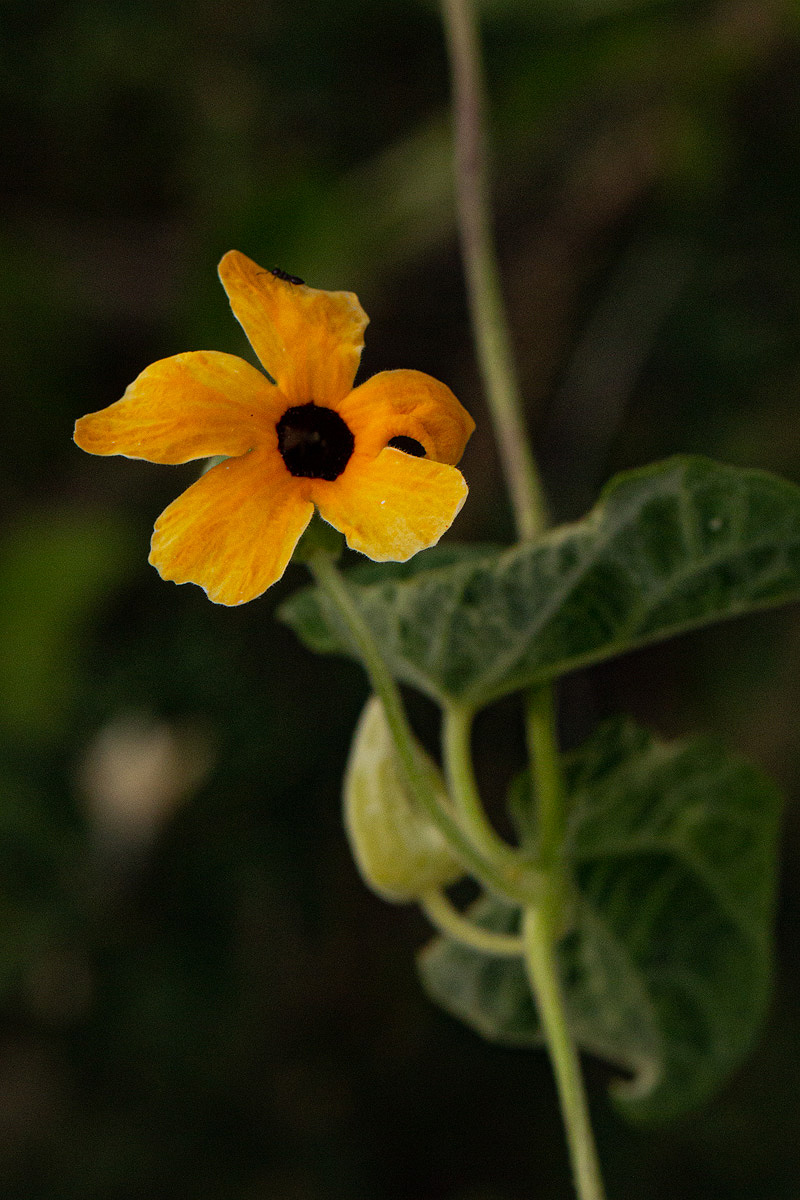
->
<box><xmin>276</xmin><ymin>403</ymin><xmax>355</xmax><ymax>481</ymax></box>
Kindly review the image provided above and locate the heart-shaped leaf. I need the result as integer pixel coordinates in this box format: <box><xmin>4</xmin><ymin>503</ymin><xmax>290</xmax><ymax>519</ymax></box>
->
<box><xmin>281</xmin><ymin>457</ymin><xmax>800</xmax><ymax>707</ymax></box>
<box><xmin>418</xmin><ymin>720</ymin><xmax>780</xmax><ymax>1123</ymax></box>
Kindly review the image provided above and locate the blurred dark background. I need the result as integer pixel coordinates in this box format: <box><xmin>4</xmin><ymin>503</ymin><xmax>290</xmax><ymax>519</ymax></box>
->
<box><xmin>1</xmin><ymin>0</ymin><xmax>800</xmax><ymax>1196</ymax></box>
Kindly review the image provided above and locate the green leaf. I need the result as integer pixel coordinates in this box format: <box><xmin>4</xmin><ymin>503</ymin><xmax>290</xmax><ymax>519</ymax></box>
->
<box><xmin>343</xmin><ymin>696</ymin><xmax>463</xmax><ymax>903</ymax></box>
<box><xmin>418</xmin><ymin>720</ymin><xmax>780</xmax><ymax>1123</ymax></box>
<box><xmin>279</xmin><ymin>543</ymin><xmax>492</xmax><ymax>660</ymax></box>
<box><xmin>280</xmin><ymin>457</ymin><xmax>800</xmax><ymax>706</ymax></box>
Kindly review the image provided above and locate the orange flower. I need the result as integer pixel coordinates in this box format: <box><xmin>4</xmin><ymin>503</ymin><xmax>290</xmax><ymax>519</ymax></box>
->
<box><xmin>74</xmin><ymin>251</ymin><xmax>475</xmax><ymax>605</ymax></box>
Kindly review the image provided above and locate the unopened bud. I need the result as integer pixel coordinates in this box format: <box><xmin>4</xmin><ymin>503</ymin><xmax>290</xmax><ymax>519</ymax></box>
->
<box><xmin>343</xmin><ymin>696</ymin><xmax>463</xmax><ymax>902</ymax></box>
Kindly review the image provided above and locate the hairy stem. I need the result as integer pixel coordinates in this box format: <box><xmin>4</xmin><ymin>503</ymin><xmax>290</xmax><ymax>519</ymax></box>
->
<box><xmin>442</xmin><ymin>703</ymin><xmax>518</xmax><ymax>867</ymax></box>
<box><xmin>524</xmin><ymin>685</ymin><xmax>606</xmax><ymax>1200</ymax></box>
<box><xmin>309</xmin><ymin>553</ymin><xmax>533</xmax><ymax>905</ymax></box>
<box><xmin>523</xmin><ymin>906</ymin><xmax>607</xmax><ymax>1200</ymax></box>
<box><xmin>441</xmin><ymin>0</ymin><xmax>549</xmax><ymax>541</ymax></box>
<box><xmin>420</xmin><ymin>888</ymin><xmax>524</xmax><ymax>956</ymax></box>
<box><xmin>525</xmin><ymin>685</ymin><xmax>567</xmax><ymax>873</ymax></box>
<box><xmin>441</xmin><ymin>4</ymin><xmax>606</xmax><ymax>1196</ymax></box>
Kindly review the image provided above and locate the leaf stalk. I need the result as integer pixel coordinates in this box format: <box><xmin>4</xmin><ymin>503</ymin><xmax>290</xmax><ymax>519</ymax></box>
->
<box><xmin>420</xmin><ymin>888</ymin><xmax>525</xmax><ymax>956</ymax></box>
<box><xmin>442</xmin><ymin>703</ymin><xmax>519</xmax><ymax>868</ymax></box>
<box><xmin>308</xmin><ymin>553</ymin><xmax>533</xmax><ymax>905</ymax></box>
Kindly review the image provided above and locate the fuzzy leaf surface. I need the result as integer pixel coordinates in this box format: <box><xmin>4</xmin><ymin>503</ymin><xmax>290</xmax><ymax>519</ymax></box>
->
<box><xmin>418</xmin><ymin>720</ymin><xmax>780</xmax><ymax>1123</ymax></box>
<box><xmin>280</xmin><ymin>457</ymin><xmax>800</xmax><ymax>706</ymax></box>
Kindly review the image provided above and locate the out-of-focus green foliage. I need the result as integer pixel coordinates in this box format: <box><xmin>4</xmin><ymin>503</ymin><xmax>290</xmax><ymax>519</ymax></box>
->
<box><xmin>2</xmin><ymin>0</ymin><xmax>800</xmax><ymax>1196</ymax></box>
<box><xmin>0</xmin><ymin>512</ymin><xmax>136</xmax><ymax>740</ymax></box>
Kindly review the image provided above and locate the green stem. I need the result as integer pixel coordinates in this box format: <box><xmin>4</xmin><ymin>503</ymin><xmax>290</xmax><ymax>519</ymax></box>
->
<box><xmin>524</xmin><ymin>685</ymin><xmax>606</xmax><ymax>1200</ymax></box>
<box><xmin>522</xmin><ymin>907</ymin><xmax>607</xmax><ymax>1200</ymax></box>
<box><xmin>441</xmin><ymin>0</ymin><xmax>549</xmax><ymax>541</ymax></box>
<box><xmin>441</xmin><ymin>3</ymin><xmax>605</xmax><ymax>1197</ymax></box>
<box><xmin>525</xmin><ymin>685</ymin><xmax>567</xmax><ymax>872</ymax></box>
<box><xmin>442</xmin><ymin>704</ymin><xmax>518</xmax><ymax>867</ymax></box>
<box><xmin>308</xmin><ymin>553</ymin><xmax>529</xmax><ymax>904</ymax></box>
<box><xmin>420</xmin><ymin>888</ymin><xmax>524</xmax><ymax>956</ymax></box>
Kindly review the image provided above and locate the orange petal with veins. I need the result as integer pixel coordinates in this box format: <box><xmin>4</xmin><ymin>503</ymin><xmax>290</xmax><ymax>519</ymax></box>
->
<box><xmin>150</xmin><ymin>449</ymin><xmax>313</xmax><ymax>605</ymax></box>
<box><xmin>313</xmin><ymin>447</ymin><xmax>468</xmax><ymax>562</ymax></box>
<box><xmin>74</xmin><ymin>351</ymin><xmax>281</xmax><ymax>464</ymax></box>
<box><xmin>218</xmin><ymin>250</ymin><xmax>368</xmax><ymax>408</ymax></box>
<box><xmin>336</xmin><ymin>369</ymin><xmax>474</xmax><ymax>465</ymax></box>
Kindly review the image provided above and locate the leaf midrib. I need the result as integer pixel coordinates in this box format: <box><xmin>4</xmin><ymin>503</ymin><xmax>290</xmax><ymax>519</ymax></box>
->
<box><xmin>460</xmin><ymin>477</ymin><xmax>798</xmax><ymax>704</ymax></box>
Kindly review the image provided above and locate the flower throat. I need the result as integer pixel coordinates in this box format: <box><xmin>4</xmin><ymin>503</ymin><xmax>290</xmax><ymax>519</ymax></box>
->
<box><xmin>277</xmin><ymin>403</ymin><xmax>355</xmax><ymax>481</ymax></box>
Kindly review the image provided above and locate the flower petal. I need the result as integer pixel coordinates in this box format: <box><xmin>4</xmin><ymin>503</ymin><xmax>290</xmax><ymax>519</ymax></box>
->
<box><xmin>313</xmin><ymin>447</ymin><xmax>468</xmax><ymax>562</ymax></box>
<box><xmin>149</xmin><ymin>448</ymin><xmax>313</xmax><ymax>605</ymax></box>
<box><xmin>74</xmin><ymin>351</ymin><xmax>281</xmax><ymax>463</ymax></box>
<box><xmin>336</xmin><ymin>369</ymin><xmax>475</xmax><ymax>466</ymax></box>
<box><xmin>218</xmin><ymin>250</ymin><xmax>369</xmax><ymax>407</ymax></box>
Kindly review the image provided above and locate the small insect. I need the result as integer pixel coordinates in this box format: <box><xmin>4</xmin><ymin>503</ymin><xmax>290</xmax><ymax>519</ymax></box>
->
<box><xmin>271</xmin><ymin>267</ymin><xmax>305</xmax><ymax>285</ymax></box>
